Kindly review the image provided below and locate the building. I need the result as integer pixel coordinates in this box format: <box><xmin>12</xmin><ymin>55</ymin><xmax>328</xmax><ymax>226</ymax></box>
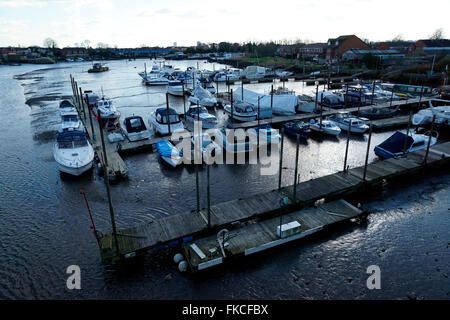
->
<box><xmin>298</xmin><ymin>43</ymin><xmax>327</xmax><ymax>58</ymax></box>
<box><xmin>375</xmin><ymin>41</ymin><xmax>415</xmax><ymax>53</ymax></box>
<box><xmin>342</xmin><ymin>49</ymin><xmax>405</xmax><ymax>63</ymax></box>
<box><xmin>275</xmin><ymin>44</ymin><xmax>304</xmax><ymax>57</ymax></box>
<box><xmin>326</xmin><ymin>35</ymin><xmax>371</xmax><ymax>62</ymax></box>
<box><xmin>61</xmin><ymin>47</ymin><xmax>88</xmax><ymax>58</ymax></box>
<box><xmin>411</xmin><ymin>39</ymin><xmax>450</xmax><ymax>56</ymax></box>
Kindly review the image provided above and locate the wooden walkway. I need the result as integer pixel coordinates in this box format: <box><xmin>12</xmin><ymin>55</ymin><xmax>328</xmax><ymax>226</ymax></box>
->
<box><xmin>98</xmin><ymin>141</ymin><xmax>450</xmax><ymax>264</ymax></box>
<box><xmin>183</xmin><ymin>199</ymin><xmax>362</xmax><ymax>271</ymax></box>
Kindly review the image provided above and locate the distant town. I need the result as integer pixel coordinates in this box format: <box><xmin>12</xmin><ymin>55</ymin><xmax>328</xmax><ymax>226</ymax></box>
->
<box><xmin>2</xmin><ymin>32</ymin><xmax>449</xmax><ymax>87</ymax></box>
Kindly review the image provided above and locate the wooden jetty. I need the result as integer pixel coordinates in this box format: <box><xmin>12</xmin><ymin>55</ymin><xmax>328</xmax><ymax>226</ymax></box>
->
<box><xmin>98</xmin><ymin>141</ymin><xmax>450</xmax><ymax>264</ymax></box>
<box><xmin>183</xmin><ymin>199</ymin><xmax>362</xmax><ymax>272</ymax></box>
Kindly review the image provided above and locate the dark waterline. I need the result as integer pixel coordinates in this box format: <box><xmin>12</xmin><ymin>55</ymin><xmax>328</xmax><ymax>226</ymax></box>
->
<box><xmin>0</xmin><ymin>60</ymin><xmax>448</xmax><ymax>299</ymax></box>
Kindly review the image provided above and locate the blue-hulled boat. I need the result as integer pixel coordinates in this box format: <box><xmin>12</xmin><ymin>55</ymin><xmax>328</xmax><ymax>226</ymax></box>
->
<box><xmin>283</xmin><ymin>121</ymin><xmax>310</xmax><ymax>138</ymax></box>
<box><xmin>156</xmin><ymin>140</ymin><xmax>183</xmax><ymax>167</ymax></box>
<box><xmin>374</xmin><ymin>131</ymin><xmax>437</xmax><ymax>159</ymax></box>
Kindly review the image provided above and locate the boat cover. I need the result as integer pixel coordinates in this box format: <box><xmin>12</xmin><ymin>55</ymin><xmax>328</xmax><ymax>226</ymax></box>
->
<box><xmin>56</xmin><ymin>130</ymin><xmax>87</xmax><ymax>142</ymax></box>
<box><xmin>156</xmin><ymin>140</ymin><xmax>182</xmax><ymax>157</ymax></box>
<box><xmin>191</xmin><ymin>85</ymin><xmax>214</xmax><ymax>100</ymax></box>
<box><xmin>233</xmin><ymin>88</ymin><xmax>296</xmax><ymax>115</ymax></box>
<box><xmin>376</xmin><ymin>132</ymin><xmax>413</xmax><ymax>154</ymax></box>
<box><xmin>59</xmin><ymin>100</ymin><xmax>74</xmax><ymax>108</ymax></box>
<box><xmin>124</xmin><ymin>116</ymin><xmax>147</xmax><ymax>133</ymax></box>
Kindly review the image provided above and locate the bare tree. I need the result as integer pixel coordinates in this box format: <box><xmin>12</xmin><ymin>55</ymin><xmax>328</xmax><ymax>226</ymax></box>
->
<box><xmin>82</xmin><ymin>40</ymin><xmax>91</xmax><ymax>48</ymax></box>
<box><xmin>43</xmin><ymin>37</ymin><xmax>58</xmax><ymax>48</ymax></box>
<box><xmin>97</xmin><ymin>42</ymin><xmax>109</xmax><ymax>49</ymax></box>
<box><xmin>392</xmin><ymin>34</ymin><xmax>404</xmax><ymax>42</ymax></box>
<box><xmin>429</xmin><ymin>28</ymin><xmax>444</xmax><ymax>40</ymax></box>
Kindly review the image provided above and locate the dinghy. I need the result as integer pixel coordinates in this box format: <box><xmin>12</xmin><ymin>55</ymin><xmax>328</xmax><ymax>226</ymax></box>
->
<box><xmin>122</xmin><ymin>116</ymin><xmax>151</xmax><ymax>141</ymax></box>
<box><xmin>156</xmin><ymin>140</ymin><xmax>183</xmax><ymax>167</ymax></box>
<box><xmin>309</xmin><ymin>119</ymin><xmax>341</xmax><ymax>136</ymax></box>
<box><xmin>283</xmin><ymin>121</ymin><xmax>310</xmax><ymax>138</ymax></box>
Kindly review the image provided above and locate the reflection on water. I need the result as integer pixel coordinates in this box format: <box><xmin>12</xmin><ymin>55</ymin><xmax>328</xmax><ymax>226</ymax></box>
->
<box><xmin>0</xmin><ymin>60</ymin><xmax>448</xmax><ymax>299</ymax></box>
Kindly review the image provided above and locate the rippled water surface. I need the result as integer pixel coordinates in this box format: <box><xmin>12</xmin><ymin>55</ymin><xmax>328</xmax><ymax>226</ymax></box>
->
<box><xmin>0</xmin><ymin>60</ymin><xmax>448</xmax><ymax>299</ymax></box>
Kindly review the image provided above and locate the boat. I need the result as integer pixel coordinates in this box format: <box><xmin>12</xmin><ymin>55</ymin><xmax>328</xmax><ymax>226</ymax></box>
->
<box><xmin>185</xmin><ymin>105</ymin><xmax>218</xmax><ymax>130</ymax></box>
<box><xmin>60</xmin><ymin>111</ymin><xmax>84</xmax><ymax>132</ymax></box>
<box><xmin>143</xmin><ymin>73</ymin><xmax>170</xmax><ymax>86</ymax></box>
<box><xmin>167</xmin><ymin>80</ymin><xmax>184</xmax><ymax>97</ymax></box>
<box><xmin>316</xmin><ymin>91</ymin><xmax>343</xmax><ymax>109</ymax></box>
<box><xmin>53</xmin><ymin>129</ymin><xmax>95</xmax><ymax>176</ymax></box>
<box><xmin>191</xmin><ymin>133</ymin><xmax>223</xmax><ymax>163</ymax></box>
<box><xmin>248</xmin><ymin>125</ymin><xmax>281</xmax><ymax>145</ymax></box>
<box><xmin>374</xmin><ymin>131</ymin><xmax>437</xmax><ymax>159</ymax></box>
<box><xmin>224</xmin><ymin>101</ymin><xmax>258</xmax><ymax>122</ymax></box>
<box><xmin>241</xmin><ymin>66</ymin><xmax>266</xmax><ymax>80</ymax></box>
<box><xmin>359</xmin><ymin>107</ymin><xmax>398</xmax><ymax>120</ymax></box>
<box><xmin>149</xmin><ymin>108</ymin><xmax>185</xmax><ymax>136</ymax></box>
<box><xmin>188</xmin><ymin>85</ymin><xmax>218</xmax><ymax>107</ymax></box>
<box><xmin>214</xmin><ymin>128</ymin><xmax>254</xmax><ymax>154</ymax></box>
<box><xmin>283</xmin><ymin>121</ymin><xmax>310</xmax><ymax>138</ymax></box>
<box><xmin>309</xmin><ymin>119</ymin><xmax>341</xmax><ymax>136</ymax></box>
<box><xmin>92</xmin><ymin>97</ymin><xmax>120</xmax><ymax>120</ymax></box>
<box><xmin>297</xmin><ymin>94</ymin><xmax>317</xmax><ymax>113</ymax></box>
<box><xmin>156</xmin><ymin>140</ymin><xmax>183</xmax><ymax>167</ymax></box>
<box><xmin>88</xmin><ymin>62</ymin><xmax>109</xmax><ymax>73</ymax></box>
<box><xmin>214</xmin><ymin>71</ymin><xmax>240</xmax><ymax>82</ymax></box>
<box><xmin>201</xmin><ymin>80</ymin><xmax>216</xmax><ymax>95</ymax></box>
<box><xmin>59</xmin><ymin>99</ymin><xmax>76</xmax><ymax>113</ymax></box>
<box><xmin>328</xmin><ymin>113</ymin><xmax>369</xmax><ymax>134</ymax></box>
<box><xmin>122</xmin><ymin>116</ymin><xmax>151</xmax><ymax>141</ymax></box>
<box><xmin>412</xmin><ymin>105</ymin><xmax>450</xmax><ymax>126</ymax></box>
<box><xmin>83</xmin><ymin>90</ymin><xmax>100</xmax><ymax>107</ymax></box>
<box><xmin>275</xmin><ymin>70</ymin><xmax>293</xmax><ymax>78</ymax></box>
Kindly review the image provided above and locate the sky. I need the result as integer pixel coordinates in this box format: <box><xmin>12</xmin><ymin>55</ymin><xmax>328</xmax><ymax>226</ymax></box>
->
<box><xmin>0</xmin><ymin>0</ymin><xmax>448</xmax><ymax>48</ymax></box>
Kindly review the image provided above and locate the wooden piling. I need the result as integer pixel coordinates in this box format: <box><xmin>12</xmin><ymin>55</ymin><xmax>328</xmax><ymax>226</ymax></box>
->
<box><xmin>230</xmin><ymin>89</ymin><xmax>234</xmax><ymax>122</ymax></box>
<box><xmin>278</xmin><ymin>127</ymin><xmax>284</xmax><ymax>190</ymax></box>
<box><xmin>423</xmin><ymin>115</ymin><xmax>436</xmax><ymax>167</ymax></box>
<box><xmin>293</xmin><ymin>134</ymin><xmax>300</xmax><ymax>201</ymax></box>
<box><xmin>207</xmin><ymin>165</ymin><xmax>211</xmax><ymax>228</ymax></box>
<box><xmin>314</xmin><ymin>84</ymin><xmax>319</xmax><ymax>112</ymax></box>
<box><xmin>362</xmin><ymin>123</ymin><xmax>373</xmax><ymax>181</ymax></box>
<box><xmin>86</xmin><ymin>93</ymin><xmax>96</xmax><ymax>141</ymax></box>
<box><xmin>166</xmin><ymin>93</ymin><xmax>171</xmax><ymax>135</ymax></box>
<box><xmin>371</xmin><ymin>80</ymin><xmax>375</xmax><ymax>105</ymax></box>
<box><xmin>196</xmin><ymin>164</ymin><xmax>200</xmax><ymax>213</ymax></box>
<box><xmin>182</xmin><ymin>82</ymin><xmax>186</xmax><ymax>118</ymax></box>
<box><xmin>343</xmin><ymin>119</ymin><xmax>351</xmax><ymax>172</ymax></box>
<box><xmin>403</xmin><ymin>111</ymin><xmax>413</xmax><ymax>154</ymax></box>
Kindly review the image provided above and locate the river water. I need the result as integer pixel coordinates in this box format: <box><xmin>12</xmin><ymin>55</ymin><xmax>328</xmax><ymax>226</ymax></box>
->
<box><xmin>0</xmin><ymin>60</ymin><xmax>448</xmax><ymax>299</ymax></box>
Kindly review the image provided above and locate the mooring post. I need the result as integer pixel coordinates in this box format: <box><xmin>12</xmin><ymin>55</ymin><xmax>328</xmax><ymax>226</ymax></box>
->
<box><xmin>80</xmin><ymin>189</ymin><xmax>101</xmax><ymax>249</ymax></box>
<box><xmin>362</xmin><ymin>123</ymin><xmax>373</xmax><ymax>181</ymax></box>
<box><xmin>97</xmin><ymin>109</ymin><xmax>120</xmax><ymax>259</ymax></box>
<box><xmin>423</xmin><ymin>115</ymin><xmax>436</xmax><ymax>167</ymax></box>
<box><xmin>271</xmin><ymin>84</ymin><xmax>274</xmax><ymax>116</ymax></box>
<box><xmin>195</xmin><ymin>164</ymin><xmax>200</xmax><ymax>213</ymax></box>
<box><xmin>293</xmin><ymin>134</ymin><xmax>300</xmax><ymax>202</ymax></box>
<box><xmin>314</xmin><ymin>83</ymin><xmax>319</xmax><ymax>112</ymax></box>
<box><xmin>278</xmin><ymin>127</ymin><xmax>285</xmax><ymax>190</ymax></box>
<box><xmin>371</xmin><ymin>80</ymin><xmax>375</xmax><ymax>105</ymax></box>
<box><xmin>257</xmin><ymin>96</ymin><xmax>261</xmax><ymax>150</ymax></box>
<box><xmin>343</xmin><ymin>119</ymin><xmax>351</xmax><ymax>172</ymax></box>
<box><xmin>345</xmin><ymin>84</ymin><xmax>349</xmax><ymax>107</ymax></box>
<box><xmin>216</xmin><ymin>80</ymin><xmax>219</xmax><ymax>97</ymax></box>
<box><xmin>319</xmin><ymin>93</ymin><xmax>324</xmax><ymax>130</ymax></box>
<box><xmin>390</xmin><ymin>89</ymin><xmax>394</xmax><ymax>107</ymax></box>
<box><xmin>358</xmin><ymin>87</ymin><xmax>362</xmax><ymax>116</ymax></box>
<box><xmin>241</xmin><ymin>83</ymin><xmax>244</xmax><ymax>101</ymax></box>
<box><xmin>419</xmin><ymin>82</ymin><xmax>424</xmax><ymax>104</ymax></box>
<box><xmin>207</xmin><ymin>165</ymin><xmax>211</xmax><ymax>228</ymax></box>
<box><xmin>86</xmin><ymin>93</ymin><xmax>96</xmax><ymax>141</ymax></box>
<box><xmin>166</xmin><ymin>92</ymin><xmax>171</xmax><ymax>135</ymax></box>
<box><xmin>230</xmin><ymin>88</ymin><xmax>234</xmax><ymax>123</ymax></box>
<box><xmin>182</xmin><ymin>82</ymin><xmax>186</xmax><ymax>119</ymax></box>
<box><xmin>79</xmin><ymin>87</ymin><xmax>85</xmax><ymax>120</ymax></box>
<box><xmin>403</xmin><ymin>110</ymin><xmax>413</xmax><ymax>154</ymax></box>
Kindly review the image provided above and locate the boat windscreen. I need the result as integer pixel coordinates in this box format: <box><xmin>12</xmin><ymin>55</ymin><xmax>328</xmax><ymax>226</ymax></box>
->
<box><xmin>125</xmin><ymin>117</ymin><xmax>147</xmax><ymax>133</ymax></box>
<box><xmin>62</xmin><ymin>115</ymin><xmax>78</xmax><ymax>122</ymax></box>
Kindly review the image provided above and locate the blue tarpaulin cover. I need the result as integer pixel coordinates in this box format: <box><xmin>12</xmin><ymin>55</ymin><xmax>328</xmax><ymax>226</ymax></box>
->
<box><xmin>376</xmin><ymin>131</ymin><xmax>413</xmax><ymax>154</ymax></box>
<box><xmin>156</xmin><ymin>140</ymin><xmax>182</xmax><ymax>157</ymax></box>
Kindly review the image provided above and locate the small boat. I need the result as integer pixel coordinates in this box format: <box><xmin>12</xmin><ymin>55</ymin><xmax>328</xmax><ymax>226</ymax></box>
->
<box><xmin>374</xmin><ymin>131</ymin><xmax>437</xmax><ymax>159</ymax></box>
<box><xmin>93</xmin><ymin>97</ymin><xmax>120</xmax><ymax>120</ymax></box>
<box><xmin>309</xmin><ymin>119</ymin><xmax>341</xmax><ymax>136</ymax></box>
<box><xmin>317</xmin><ymin>91</ymin><xmax>343</xmax><ymax>109</ymax></box>
<box><xmin>202</xmin><ymin>81</ymin><xmax>216</xmax><ymax>95</ymax></box>
<box><xmin>248</xmin><ymin>125</ymin><xmax>281</xmax><ymax>145</ymax></box>
<box><xmin>83</xmin><ymin>90</ymin><xmax>100</xmax><ymax>107</ymax></box>
<box><xmin>60</xmin><ymin>111</ymin><xmax>84</xmax><ymax>132</ymax></box>
<box><xmin>214</xmin><ymin>71</ymin><xmax>240</xmax><ymax>82</ymax></box>
<box><xmin>283</xmin><ymin>121</ymin><xmax>310</xmax><ymax>138</ymax></box>
<box><xmin>88</xmin><ymin>62</ymin><xmax>109</xmax><ymax>73</ymax></box>
<box><xmin>143</xmin><ymin>73</ymin><xmax>170</xmax><ymax>86</ymax></box>
<box><xmin>53</xmin><ymin>129</ymin><xmax>94</xmax><ymax>176</ymax></box>
<box><xmin>59</xmin><ymin>99</ymin><xmax>76</xmax><ymax>113</ymax></box>
<box><xmin>191</xmin><ymin>133</ymin><xmax>223</xmax><ymax>163</ymax></box>
<box><xmin>167</xmin><ymin>80</ymin><xmax>184</xmax><ymax>97</ymax></box>
<box><xmin>122</xmin><ymin>116</ymin><xmax>151</xmax><ymax>141</ymax></box>
<box><xmin>185</xmin><ymin>105</ymin><xmax>218</xmax><ymax>130</ymax></box>
<box><xmin>149</xmin><ymin>108</ymin><xmax>185</xmax><ymax>136</ymax></box>
<box><xmin>297</xmin><ymin>94</ymin><xmax>317</xmax><ymax>113</ymax></box>
<box><xmin>156</xmin><ymin>140</ymin><xmax>183</xmax><ymax>167</ymax></box>
<box><xmin>224</xmin><ymin>101</ymin><xmax>257</xmax><ymax>122</ymax></box>
<box><xmin>359</xmin><ymin>107</ymin><xmax>398</xmax><ymax>120</ymax></box>
<box><xmin>188</xmin><ymin>85</ymin><xmax>218</xmax><ymax>107</ymax></box>
<box><xmin>214</xmin><ymin>128</ymin><xmax>254</xmax><ymax>154</ymax></box>
<box><xmin>412</xmin><ymin>105</ymin><xmax>450</xmax><ymax>126</ymax></box>
<box><xmin>328</xmin><ymin>113</ymin><xmax>369</xmax><ymax>134</ymax></box>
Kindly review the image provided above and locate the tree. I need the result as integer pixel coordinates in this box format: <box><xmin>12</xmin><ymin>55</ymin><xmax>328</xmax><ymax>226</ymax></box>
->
<box><xmin>43</xmin><ymin>37</ymin><xmax>58</xmax><ymax>49</ymax></box>
<box><xmin>429</xmin><ymin>28</ymin><xmax>444</xmax><ymax>40</ymax></box>
<box><xmin>392</xmin><ymin>34</ymin><xmax>404</xmax><ymax>42</ymax></box>
<box><xmin>97</xmin><ymin>42</ymin><xmax>109</xmax><ymax>49</ymax></box>
<box><xmin>82</xmin><ymin>40</ymin><xmax>91</xmax><ymax>49</ymax></box>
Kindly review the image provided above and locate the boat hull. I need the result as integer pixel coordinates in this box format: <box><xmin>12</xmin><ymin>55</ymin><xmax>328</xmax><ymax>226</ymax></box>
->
<box><xmin>57</xmin><ymin>161</ymin><xmax>93</xmax><ymax>176</ymax></box>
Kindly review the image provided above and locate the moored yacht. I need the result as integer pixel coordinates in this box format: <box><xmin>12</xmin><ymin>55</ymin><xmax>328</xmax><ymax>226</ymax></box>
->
<box><xmin>167</xmin><ymin>80</ymin><xmax>185</xmax><ymax>97</ymax></box>
<box><xmin>149</xmin><ymin>108</ymin><xmax>185</xmax><ymax>136</ymax></box>
<box><xmin>224</xmin><ymin>101</ymin><xmax>258</xmax><ymax>122</ymax></box>
<box><xmin>60</xmin><ymin>111</ymin><xmax>84</xmax><ymax>132</ymax></box>
<box><xmin>374</xmin><ymin>131</ymin><xmax>438</xmax><ymax>159</ymax></box>
<box><xmin>185</xmin><ymin>105</ymin><xmax>218</xmax><ymax>130</ymax></box>
<box><xmin>189</xmin><ymin>85</ymin><xmax>218</xmax><ymax>107</ymax></box>
<box><xmin>122</xmin><ymin>116</ymin><xmax>151</xmax><ymax>141</ymax></box>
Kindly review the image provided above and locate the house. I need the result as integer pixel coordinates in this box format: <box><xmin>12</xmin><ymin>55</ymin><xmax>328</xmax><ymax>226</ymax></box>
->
<box><xmin>61</xmin><ymin>47</ymin><xmax>88</xmax><ymax>58</ymax></box>
<box><xmin>342</xmin><ymin>49</ymin><xmax>405</xmax><ymax>63</ymax></box>
<box><xmin>326</xmin><ymin>35</ymin><xmax>371</xmax><ymax>62</ymax></box>
<box><xmin>298</xmin><ymin>43</ymin><xmax>327</xmax><ymax>58</ymax></box>
<box><xmin>375</xmin><ymin>41</ymin><xmax>414</xmax><ymax>53</ymax></box>
<box><xmin>411</xmin><ymin>39</ymin><xmax>450</xmax><ymax>56</ymax></box>
<box><xmin>276</xmin><ymin>44</ymin><xmax>304</xmax><ymax>57</ymax></box>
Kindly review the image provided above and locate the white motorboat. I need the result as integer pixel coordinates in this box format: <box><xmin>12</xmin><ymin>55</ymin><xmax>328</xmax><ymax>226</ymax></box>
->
<box><xmin>167</xmin><ymin>80</ymin><xmax>184</xmax><ymax>97</ymax></box>
<box><xmin>247</xmin><ymin>125</ymin><xmax>281</xmax><ymax>145</ymax></box>
<box><xmin>59</xmin><ymin>99</ymin><xmax>76</xmax><ymax>114</ymax></box>
<box><xmin>213</xmin><ymin>128</ymin><xmax>254</xmax><ymax>154</ymax></box>
<box><xmin>214</xmin><ymin>71</ymin><xmax>240</xmax><ymax>82</ymax></box>
<box><xmin>189</xmin><ymin>85</ymin><xmax>218</xmax><ymax>107</ymax></box>
<box><xmin>191</xmin><ymin>133</ymin><xmax>223</xmax><ymax>164</ymax></box>
<box><xmin>53</xmin><ymin>130</ymin><xmax>94</xmax><ymax>176</ymax></box>
<box><xmin>328</xmin><ymin>113</ymin><xmax>369</xmax><ymax>134</ymax></box>
<box><xmin>143</xmin><ymin>73</ymin><xmax>170</xmax><ymax>86</ymax></box>
<box><xmin>185</xmin><ymin>105</ymin><xmax>218</xmax><ymax>130</ymax></box>
<box><xmin>309</xmin><ymin>119</ymin><xmax>341</xmax><ymax>136</ymax></box>
<box><xmin>149</xmin><ymin>108</ymin><xmax>185</xmax><ymax>136</ymax></box>
<box><xmin>122</xmin><ymin>116</ymin><xmax>151</xmax><ymax>141</ymax></box>
<box><xmin>297</xmin><ymin>94</ymin><xmax>317</xmax><ymax>113</ymax></box>
<box><xmin>224</xmin><ymin>101</ymin><xmax>258</xmax><ymax>122</ymax></box>
<box><xmin>374</xmin><ymin>131</ymin><xmax>438</xmax><ymax>159</ymax></box>
<box><xmin>316</xmin><ymin>91</ymin><xmax>344</xmax><ymax>109</ymax></box>
<box><xmin>60</xmin><ymin>111</ymin><xmax>84</xmax><ymax>132</ymax></box>
<box><xmin>93</xmin><ymin>97</ymin><xmax>120</xmax><ymax>120</ymax></box>
<box><xmin>241</xmin><ymin>65</ymin><xmax>266</xmax><ymax>80</ymax></box>
<box><xmin>201</xmin><ymin>81</ymin><xmax>216</xmax><ymax>95</ymax></box>
<box><xmin>412</xmin><ymin>104</ymin><xmax>450</xmax><ymax>126</ymax></box>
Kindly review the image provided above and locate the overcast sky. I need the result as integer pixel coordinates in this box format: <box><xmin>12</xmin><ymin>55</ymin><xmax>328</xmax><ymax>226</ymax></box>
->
<box><xmin>0</xmin><ymin>0</ymin><xmax>448</xmax><ymax>47</ymax></box>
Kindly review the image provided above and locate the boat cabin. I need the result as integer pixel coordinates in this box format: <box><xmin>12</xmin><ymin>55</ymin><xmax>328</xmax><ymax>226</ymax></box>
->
<box><xmin>56</xmin><ymin>130</ymin><xmax>88</xmax><ymax>149</ymax></box>
<box><xmin>84</xmin><ymin>90</ymin><xmax>100</xmax><ymax>106</ymax></box>
<box><xmin>187</xmin><ymin>106</ymin><xmax>208</xmax><ymax>118</ymax></box>
<box><xmin>123</xmin><ymin>116</ymin><xmax>148</xmax><ymax>133</ymax></box>
<box><xmin>234</xmin><ymin>102</ymin><xmax>255</xmax><ymax>114</ymax></box>
<box><xmin>155</xmin><ymin>108</ymin><xmax>181</xmax><ymax>125</ymax></box>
